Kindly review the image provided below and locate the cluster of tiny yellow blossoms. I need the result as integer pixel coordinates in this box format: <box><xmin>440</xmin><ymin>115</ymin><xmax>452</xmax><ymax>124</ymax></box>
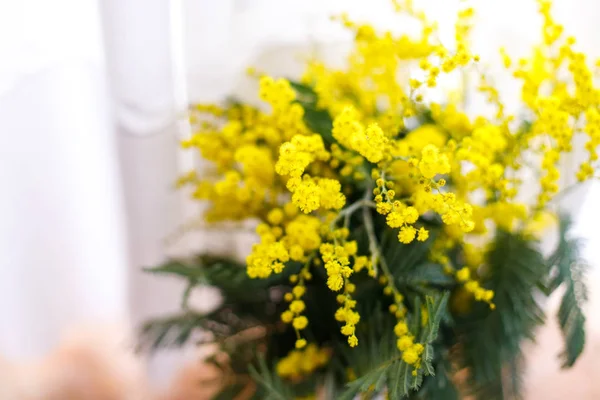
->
<box><xmin>329</xmin><ymin>143</ymin><xmax>367</xmax><ymax>181</ymax></box>
<box><xmin>179</xmin><ymin>76</ymin><xmax>314</xmax><ymax>222</ymax></box>
<box><xmin>276</xmin><ymin>343</ymin><xmax>330</xmax><ymax>380</ymax></box>
<box><xmin>177</xmin><ymin>0</ymin><xmax>599</xmax><ymax>382</ymax></box>
<box><xmin>579</xmin><ymin>108</ymin><xmax>600</xmax><ymax>181</ymax></box>
<box><xmin>371</xmin><ymin>170</ymin><xmax>430</xmax><ymax>245</ymax></box>
<box><xmin>332</xmin><ymin>107</ymin><xmax>389</xmax><ymax>163</ymax></box>
<box><xmin>455</xmin><ymin>124</ymin><xmax>512</xmax><ymax>198</ymax></box>
<box><xmin>455</xmin><ymin>266</ymin><xmax>495</xmax><ymax>308</ymax></box>
<box><xmin>320</xmin><ymin>236</ymin><xmax>362</xmax><ymax>347</ymax></box>
<box><xmin>247</xmin><ymin>212</ymin><xmax>322</xmax><ymax>280</ymax></box>
<box><xmin>502</xmin><ymin>0</ymin><xmax>600</xmax><ymax>208</ymax></box>
<box><xmin>275</xmin><ymin>134</ymin><xmax>347</xmax><ymax>214</ymax></box>
<box><xmin>407</xmin><ymin>146</ymin><xmax>475</xmax><ymax>234</ymax></box>
<box><xmin>281</xmin><ymin>264</ymin><xmax>313</xmax><ymax>349</ymax></box>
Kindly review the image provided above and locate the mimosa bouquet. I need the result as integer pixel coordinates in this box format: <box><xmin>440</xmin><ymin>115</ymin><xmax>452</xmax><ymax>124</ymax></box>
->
<box><xmin>144</xmin><ymin>0</ymin><xmax>595</xmax><ymax>398</ymax></box>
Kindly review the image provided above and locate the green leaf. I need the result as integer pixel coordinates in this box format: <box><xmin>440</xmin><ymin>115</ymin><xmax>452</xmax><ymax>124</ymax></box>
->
<box><xmin>409</xmin><ymin>296</ymin><xmax>422</xmax><ymax>335</ymax></box>
<box><xmin>145</xmin><ymin>256</ymin><xmax>299</xmax><ymax>304</ymax></box>
<box><xmin>457</xmin><ymin>230</ymin><xmax>547</xmax><ymax>400</ymax></box>
<box><xmin>423</xmin><ymin>292</ymin><xmax>450</xmax><ymax>343</ymax></box>
<box><xmin>409</xmin><ymin>336</ymin><xmax>459</xmax><ymax>400</ymax></box>
<box><xmin>144</xmin><ymin>260</ymin><xmax>206</xmax><ymax>281</ymax></box>
<box><xmin>248</xmin><ymin>355</ymin><xmax>294</xmax><ymax>400</ymax></box>
<box><xmin>383</xmin><ymin>232</ymin><xmax>434</xmax><ymax>278</ymax></box>
<box><xmin>139</xmin><ymin>312</ymin><xmax>211</xmax><ymax>349</ymax></box>
<box><xmin>394</xmin><ymin>361</ymin><xmax>410</xmax><ymax>398</ymax></box>
<box><xmin>547</xmin><ymin>215</ymin><xmax>588</xmax><ymax>367</ymax></box>
<box><xmin>289</xmin><ymin>81</ymin><xmax>318</xmax><ymax>103</ymax></box>
<box><xmin>303</xmin><ymin>106</ymin><xmax>334</xmax><ymax>144</ymax></box>
<box><xmin>422</xmin><ymin>345</ymin><xmax>435</xmax><ymax>376</ymax></box>
<box><xmin>341</xmin><ymin>364</ymin><xmax>392</xmax><ymax>398</ymax></box>
<box><xmin>558</xmin><ymin>279</ymin><xmax>586</xmax><ymax>367</ymax></box>
<box><xmin>339</xmin><ymin>303</ymin><xmax>442</xmax><ymax>399</ymax></box>
<box><xmin>288</xmin><ymin>80</ymin><xmax>335</xmax><ymax>144</ymax></box>
<box><xmin>411</xmin><ymin>368</ymin><xmax>424</xmax><ymax>391</ymax></box>
<box><xmin>339</xmin><ymin>310</ymin><xmax>401</xmax><ymax>398</ymax></box>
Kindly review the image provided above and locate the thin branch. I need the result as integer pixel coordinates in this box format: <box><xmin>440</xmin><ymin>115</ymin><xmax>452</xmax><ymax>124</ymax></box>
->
<box><xmin>361</xmin><ymin>191</ymin><xmax>407</xmax><ymax>314</ymax></box>
<box><xmin>362</xmin><ymin>202</ymin><xmax>381</xmax><ymax>278</ymax></box>
<box><xmin>331</xmin><ymin>198</ymin><xmax>376</xmax><ymax>228</ymax></box>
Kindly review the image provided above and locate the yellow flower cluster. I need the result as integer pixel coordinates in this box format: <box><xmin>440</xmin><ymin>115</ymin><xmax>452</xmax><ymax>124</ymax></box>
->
<box><xmin>455</xmin><ymin>266</ymin><xmax>495</xmax><ymax>308</ymax></box>
<box><xmin>291</xmin><ymin>177</ymin><xmax>346</xmax><ymax>214</ymax></box>
<box><xmin>259</xmin><ymin>76</ymin><xmax>296</xmax><ymax>113</ymax></box>
<box><xmin>177</xmin><ymin>0</ymin><xmax>599</xmax><ymax>381</ymax></box>
<box><xmin>180</xmin><ymin>77</ymin><xmax>314</xmax><ymax>222</ymax></box>
<box><xmin>275</xmin><ymin>134</ymin><xmax>347</xmax><ymax>213</ymax></box>
<box><xmin>276</xmin><ymin>343</ymin><xmax>330</xmax><ymax>379</ymax></box>
<box><xmin>275</xmin><ymin>134</ymin><xmax>328</xmax><ymax>179</ymax></box>
<box><xmin>418</xmin><ymin>144</ymin><xmax>451</xmax><ymax>180</ymax></box>
<box><xmin>579</xmin><ymin>108</ymin><xmax>600</xmax><ymax>181</ymax></box>
<box><xmin>456</xmin><ymin>124</ymin><xmax>511</xmax><ymax>198</ymax></box>
<box><xmin>411</xmin><ymin>190</ymin><xmax>475</xmax><ymax>235</ymax></box>
<box><xmin>370</xmin><ymin>170</ymin><xmax>431</xmax><ymax>246</ymax></box>
<box><xmin>321</xmin><ymin>234</ymin><xmax>363</xmax><ymax>347</ymax></box>
<box><xmin>320</xmin><ymin>241</ymin><xmax>353</xmax><ymax>292</ymax></box>
<box><xmin>247</xmin><ymin>212</ymin><xmax>323</xmax><ymax>279</ymax></box>
<box><xmin>330</xmin><ymin>143</ymin><xmax>367</xmax><ymax>181</ymax></box>
<box><xmin>332</xmin><ymin>107</ymin><xmax>389</xmax><ymax>163</ymax></box>
<box><xmin>246</xmin><ymin>226</ymin><xmax>289</xmax><ymax>279</ymax></box>
<box><xmin>282</xmin><ymin>264</ymin><xmax>313</xmax><ymax>349</ymax></box>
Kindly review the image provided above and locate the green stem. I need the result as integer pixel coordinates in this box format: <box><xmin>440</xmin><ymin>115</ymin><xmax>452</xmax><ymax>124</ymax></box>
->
<box><xmin>362</xmin><ymin>202</ymin><xmax>381</xmax><ymax>277</ymax></box>
<box><xmin>181</xmin><ymin>280</ymin><xmax>195</xmax><ymax>311</ymax></box>
<box><xmin>331</xmin><ymin>198</ymin><xmax>376</xmax><ymax>228</ymax></box>
<box><xmin>361</xmin><ymin>198</ymin><xmax>407</xmax><ymax>313</ymax></box>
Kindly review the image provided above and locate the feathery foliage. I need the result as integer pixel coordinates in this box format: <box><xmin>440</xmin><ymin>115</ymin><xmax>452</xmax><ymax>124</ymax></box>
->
<box><xmin>143</xmin><ymin>215</ymin><xmax>588</xmax><ymax>399</ymax></box>
<box><xmin>456</xmin><ymin>231</ymin><xmax>546</xmax><ymax>399</ymax></box>
<box><xmin>547</xmin><ymin>215</ymin><xmax>588</xmax><ymax>367</ymax></box>
<box><xmin>249</xmin><ymin>356</ymin><xmax>295</xmax><ymax>400</ymax></box>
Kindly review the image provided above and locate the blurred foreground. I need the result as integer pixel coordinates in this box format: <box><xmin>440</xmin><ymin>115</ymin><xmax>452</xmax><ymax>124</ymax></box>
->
<box><xmin>1</xmin><ymin>267</ymin><xmax>599</xmax><ymax>400</ymax></box>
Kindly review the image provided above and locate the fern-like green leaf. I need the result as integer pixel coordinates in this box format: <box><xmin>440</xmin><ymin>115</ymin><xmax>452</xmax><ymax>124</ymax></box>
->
<box><xmin>558</xmin><ymin>275</ymin><xmax>586</xmax><ymax>367</ymax></box>
<box><xmin>144</xmin><ymin>260</ymin><xmax>207</xmax><ymax>281</ymax></box>
<box><xmin>547</xmin><ymin>215</ymin><xmax>588</xmax><ymax>367</ymax></box>
<box><xmin>422</xmin><ymin>344</ymin><xmax>435</xmax><ymax>376</ymax></box>
<box><xmin>139</xmin><ymin>312</ymin><xmax>212</xmax><ymax>349</ymax></box>
<box><xmin>145</xmin><ymin>256</ymin><xmax>299</xmax><ymax>304</ymax></box>
<box><xmin>415</xmin><ymin>348</ymin><xmax>459</xmax><ymax>400</ymax></box>
<box><xmin>340</xmin><ymin>293</ymin><xmax>450</xmax><ymax>399</ymax></box>
<box><xmin>458</xmin><ymin>230</ymin><xmax>546</xmax><ymax>400</ymax></box>
<box><xmin>338</xmin><ymin>309</ymin><xmax>409</xmax><ymax>399</ymax></box>
<box><xmin>422</xmin><ymin>292</ymin><xmax>450</xmax><ymax>343</ymax></box>
<box><xmin>248</xmin><ymin>356</ymin><xmax>294</xmax><ymax>400</ymax></box>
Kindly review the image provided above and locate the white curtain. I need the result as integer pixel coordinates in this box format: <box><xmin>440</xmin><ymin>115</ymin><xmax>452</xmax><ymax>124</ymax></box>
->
<box><xmin>0</xmin><ymin>0</ymin><xmax>190</xmax><ymax>386</ymax></box>
<box><xmin>0</xmin><ymin>0</ymin><xmax>599</xmax><ymax>388</ymax></box>
<box><xmin>0</xmin><ymin>0</ymin><xmax>129</xmax><ymax>358</ymax></box>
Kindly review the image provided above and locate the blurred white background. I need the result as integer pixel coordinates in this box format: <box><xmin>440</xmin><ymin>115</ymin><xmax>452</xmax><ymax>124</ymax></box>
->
<box><xmin>1</xmin><ymin>0</ymin><xmax>600</xmax><ymax>394</ymax></box>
